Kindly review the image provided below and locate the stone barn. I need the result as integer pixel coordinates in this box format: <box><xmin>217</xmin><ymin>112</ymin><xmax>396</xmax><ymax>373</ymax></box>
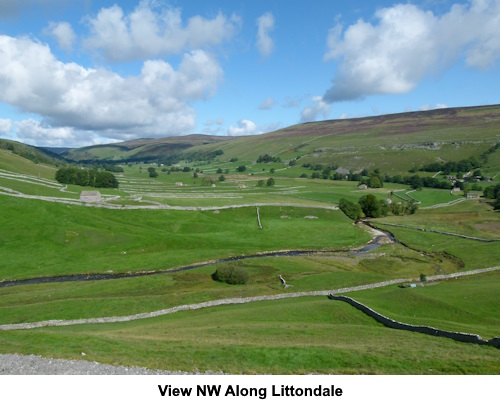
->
<box><xmin>80</xmin><ymin>190</ymin><xmax>101</xmax><ymax>203</ymax></box>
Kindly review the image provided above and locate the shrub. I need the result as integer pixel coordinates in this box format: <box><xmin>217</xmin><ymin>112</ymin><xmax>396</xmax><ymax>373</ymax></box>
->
<box><xmin>266</xmin><ymin>177</ymin><xmax>275</xmax><ymax>186</ymax></box>
<box><xmin>212</xmin><ymin>264</ymin><xmax>250</xmax><ymax>285</ymax></box>
<box><xmin>339</xmin><ymin>198</ymin><xmax>363</xmax><ymax>221</ymax></box>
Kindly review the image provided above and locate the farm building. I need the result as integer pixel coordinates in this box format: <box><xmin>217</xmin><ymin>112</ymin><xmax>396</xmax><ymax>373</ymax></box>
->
<box><xmin>358</xmin><ymin>184</ymin><xmax>368</xmax><ymax>190</ymax></box>
<box><xmin>80</xmin><ymin>190</ymin><xmax>101</xmax><ymax>203</ymax></box>
<box><xmin>175</xmin><ymin>182</ymin><xmax>183</xmax><ymax>186</ymax></box>
<box><xmin>466</xmin><ymin>193</ymin><xmax>479</xmax><ymax>199</ymax></box>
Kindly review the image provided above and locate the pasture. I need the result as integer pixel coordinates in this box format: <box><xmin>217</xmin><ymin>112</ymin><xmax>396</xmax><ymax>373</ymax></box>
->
<box><xmin>0</xmin><ymin>140</ymin><xmax>499</xmax><ymax>374</ymax></box>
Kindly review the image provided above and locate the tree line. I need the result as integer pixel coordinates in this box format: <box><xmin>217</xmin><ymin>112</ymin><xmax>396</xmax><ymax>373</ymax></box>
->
<box><xmin>55</xmin><ymin>167</ymin><xmax>119</xmax><ymax>188</ymax></box>
<box><xmin>339</xmin><ymin>195</ymin><xmax>417</xmax><ymax>221</ymax></box>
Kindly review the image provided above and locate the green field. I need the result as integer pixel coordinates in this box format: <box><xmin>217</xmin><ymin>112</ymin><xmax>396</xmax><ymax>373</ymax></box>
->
<box><xmin>1</xmin><ymin>108</ymin><xmax>499</xmax><ymax>375</ymax></box>
<box><xmin>0</xmin><ymin>194</ymin><xmax>371</xmax><ymax>280</ymax></box>
<box><xmin>0</xmin><ymin>291</ymin><xmax>498</xmax><ymax>374</ymax></box>
<box><xmin>346</xmin><ymin>272</ymin><xmax>500</xmax><ymax>340</ymax></box>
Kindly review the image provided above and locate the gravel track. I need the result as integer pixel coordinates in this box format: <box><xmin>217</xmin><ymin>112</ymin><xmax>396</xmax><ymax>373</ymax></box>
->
<box><xmin>0</xmin><ymin>354</ymin><xmax>221</xmax><ymax>375</ymax></box>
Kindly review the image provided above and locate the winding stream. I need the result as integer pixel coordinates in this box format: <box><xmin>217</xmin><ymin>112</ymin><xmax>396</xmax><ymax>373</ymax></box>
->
<box><xmin>0</xmin><ymin>227</ymin><xmax>396</xmax><ymax>288</ymax></box>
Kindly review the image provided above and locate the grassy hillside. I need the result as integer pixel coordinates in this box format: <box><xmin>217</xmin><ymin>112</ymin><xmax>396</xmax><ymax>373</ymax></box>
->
<box><xmin>0</xmin><ymin>149</ymin><xmax>57</xmax><ymax>179</ymax></box>
<box><xmin>62</xmin><ymin>104</ymin><xmax>500</xmax><ymax>174</ymax></box>
<box><xmin>62</xmin><ymin>134</ymin><xmax>232</xmax><ymax>162</ymax></box>
<box><xmin>0</xmin><ymin>139</ymin><xmax>66</xmax><ymax>166</ymax></box>
<box><xmin>1</xmin><ymin>288</ymin><xmax>498</xmax><ymax>374</ymax></box>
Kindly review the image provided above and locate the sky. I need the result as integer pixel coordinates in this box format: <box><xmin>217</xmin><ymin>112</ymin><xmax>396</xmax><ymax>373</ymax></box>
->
<box><xmin>0</xmin><ymin>0</ymin><xmax>499</xmax><ymax>147</ymax></box>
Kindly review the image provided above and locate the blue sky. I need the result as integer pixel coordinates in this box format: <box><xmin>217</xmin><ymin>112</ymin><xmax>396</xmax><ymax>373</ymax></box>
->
<box><xmin>0</xmin><ymin>0</ymin><xmax>499</xmax><ymax>147</ymax></box>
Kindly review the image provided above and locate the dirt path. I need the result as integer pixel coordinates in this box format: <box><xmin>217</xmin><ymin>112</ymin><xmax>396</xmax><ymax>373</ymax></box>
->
<box><xmin>0</xmin><ymin>353</ymin><xmax>220</xmax><ymax>375</ymax></box>
<box><xmin>1</xmin><ymin>266</ymin><xmax>497</xmax><ymax>331</ymax></box>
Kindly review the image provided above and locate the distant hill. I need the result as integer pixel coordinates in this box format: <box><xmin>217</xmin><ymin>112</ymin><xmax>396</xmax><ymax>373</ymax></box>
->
<box><xmin>40</xmin><ymin>147</ymin><xmax>72</xmax><ymax>155</ymax></box>
<box><xmin>0</xmin><ymin>139</ymin><xmax>67</xmax><ymax>166</ymax></box>
<box><xmin>44</xmin><ymin>104</ymin><xmax>500</xmax><ymax>173</ymax></box>
<box><xmin>62</xmin><ymin>134</ymin><xmax>233</xmax><ymax>163</ymax></box>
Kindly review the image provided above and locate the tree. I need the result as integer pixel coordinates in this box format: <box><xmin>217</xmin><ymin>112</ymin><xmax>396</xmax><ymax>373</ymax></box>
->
<box><xmin>148</xmin><ymin>167</ymin><xmax>158</xmax><ymax>178</ymax></box>
<box><xmin>266</xmin><ymin>177</ymin><xmax>275</xmax><ymax>186</ymax></box>
<box><xmin>55</xmin><ymin>167</ymin><xmax>118</xmax><ymax>188</ymax></box>
<box><xmin>339</xmin><ymin>198</ymin><xmax>363</xmax><ymax>221</ymax></box>
<box><xmin>358</xmin><ymin>194</ymin><xmax>382</xmax><ymax>218</ymax></box>
<box><xmin>218</xmin><ymin>174</ymin><xmax>225</xmax><ymax>182</ymax></box>
<box><xmin>368</xmin><ymin>175</ymin><xmax>383</xmax><ymax>188</ymax></box>
<box><xmin>236</xmin><ymin>165</ymin><xmax>246</xmax><ymax>172</ymax></box>
<box><xmin>257</xmin><ymin>180</ymin><xmax>265</xmax><ymax>187</ymax></box>
<box><xmin>216</xmin><ymin>168</ymin><xmax>223</xmax><ymax>174</ymax></box>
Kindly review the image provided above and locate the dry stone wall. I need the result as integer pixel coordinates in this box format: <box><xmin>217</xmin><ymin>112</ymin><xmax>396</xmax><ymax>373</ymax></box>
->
<box><xmin>328</xmin><ymin>295</ymin><xmax>499</xmax><ymax>348</ymax></box>
<box><xmin>376</xmin><ymin>222</ymin><xmax>500</xmax><ymax>242</ymax></box>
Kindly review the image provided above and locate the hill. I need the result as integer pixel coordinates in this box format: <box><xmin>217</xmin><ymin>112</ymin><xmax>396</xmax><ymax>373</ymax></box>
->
<box><xmin>61</xmin><ymin>104</ymin><xmax>500</xmax><ymax>173</ymax></box>
<box><xmin>0</xmin><ymin>139</ymin><xmax>67</xmax><ymax>166</ymax></box>
<box><xmin>62</xmin><ymin>134</ymin><xmax>233</xmax><ymax>162</ymax></box>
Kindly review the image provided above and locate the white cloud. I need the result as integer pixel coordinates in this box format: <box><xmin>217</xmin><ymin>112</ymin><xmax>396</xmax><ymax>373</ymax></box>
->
<box><xmin>227</xmin><ymin>119</ymin><xmax>259</xmax><ymax>136</ymax></box>
<box><xmin>419</xmin><ymin>103</ymin><xmax>449</xmax><ymax>111</ymax></box>
<box><xmin>323</xmin><ymin>0</ymin><xmax>500</xmax><ymax>102</ymax></box>
<box><xmin>256</xmin><ymin>12</ymin><xmax>274</xmax><ymax>57</ymax></box>
<box><xmin>83</xmin><ymin>2</ymin><xmax>240</xmax><ymax>62</ymax></box>
<box><xmin>0</xmin><ymin>118</ymin><xmax>13</xmax><ymax>134</ymax></box>
<box><xmin>14</xmin><ymin>119</ymin><xmax>99</xmax><ymax>147</ymax></box>
<box><xmin>202</xmin><ymin>117</ymin><xmax>224</xmax><ymax>135</ymax></box>
<box><xmin>300</xmin><ymin>96</ymin><xmax>330</xmax><ymax>122</ymax></box>
<box><xmin>0</xmin><ymin>35</ymin><xmax>223</xmax><ymax>143</ymax></box>
<box><xmin>259</xmin><ymin>97</ymin><xmax>276</xmax><ymax>110</ymax></box>
<box><xmin>44</xmin><ymin>21</ymin><xmax>76</xmax><ymax>51</ymax></box>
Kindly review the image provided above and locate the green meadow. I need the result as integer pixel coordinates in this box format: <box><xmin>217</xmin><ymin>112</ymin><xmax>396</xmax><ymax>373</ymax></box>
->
<box><xmin>0</xmin><ymin>292</ymin><xmax>498</xmax><ymax>374</ymax></box>
<box><xmin>0</xmin><ymin>107</ymin><xmax>499</xmax><ymax>374</ymax></box>
<box><xmin>0</xmin><ymin>194</ymin><xmax>370</xmax><ymax>280</ymax></box>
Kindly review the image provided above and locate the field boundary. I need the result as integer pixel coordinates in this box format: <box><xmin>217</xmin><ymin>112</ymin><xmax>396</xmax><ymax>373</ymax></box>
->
<box><xmin>1</xmin><ymin>266</ymin><xmax>498</xmax><ymax>331</ymax></box>
<box><xmin>376</xmin><ymin>222</ymin><xmax>500</xmax><ymax>242</ymax></box>
<box><xmin>0</xmin><ymin>189</ymin><xmax>338</xmax><ymax>211</ymax></box>
<box><xmin>328</xmin><ymin>295</ymin><xmax>500</xmax><ymax>347</ymax></box>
